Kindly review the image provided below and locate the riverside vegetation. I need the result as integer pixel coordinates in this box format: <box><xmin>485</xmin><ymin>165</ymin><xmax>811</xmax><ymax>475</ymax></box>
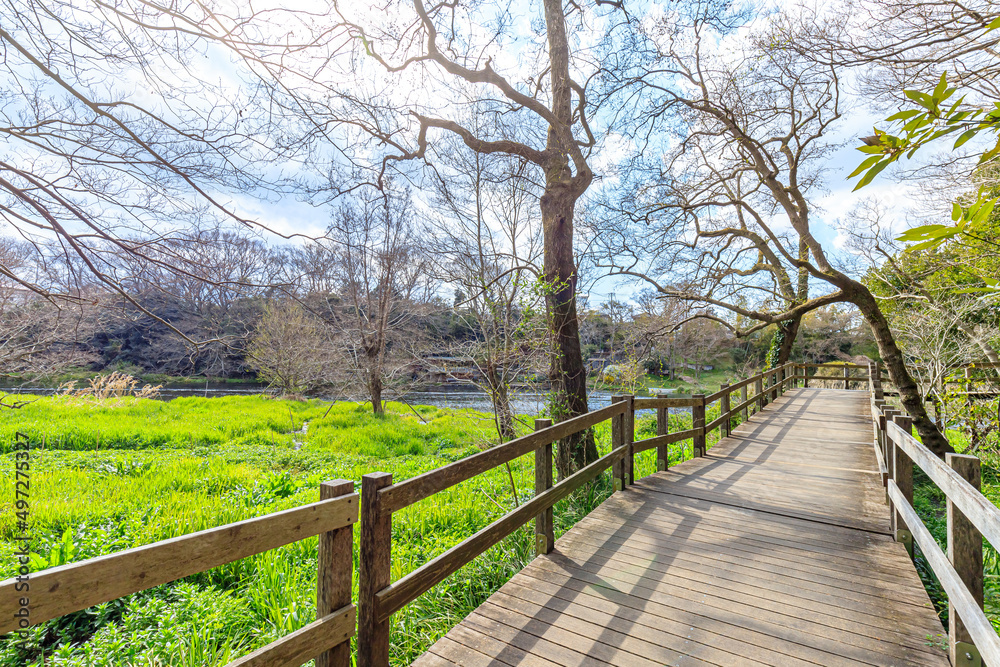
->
<box><xmin>0</xmin><ymin>393</ymin><xmax>723</xmax><ymax>666</ymax></box>
<box><xmin>2</xmin><ymin>391</ymin><xmax>997</xmax><ymax>665</ymax></box>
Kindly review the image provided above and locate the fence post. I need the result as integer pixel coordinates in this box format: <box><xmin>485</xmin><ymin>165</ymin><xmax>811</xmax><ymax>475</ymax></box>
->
<box><xmin>317</xmin><ymin>480</ymin><xmax>355</xmax><ymax>667</ymax></box>
<box><xmin>625</xmin><ymin>394</ymin><xmax>635</xmax><ymax>485</ymax></box>
<box><xmin>844</xmin><ymin>364</ymin><xmax>850</xmax><ymax>390</ymax></box>
<box><xmin>720</xmin><ymin>383</ymin><xmax>731</xmax><ymax>438</ymax></box>
<box><xmin>874</xmin><ymin>361</ymin><xmax>883</xmax><ymax>399</ymax></box>
<box><xmin>740</xmin><ymin>383</ymin><xmax>748</xmax><ymax>422</ymax></box>
<box><xmin>692</xmin><ymin>394</ymin><xmax>706</xmax><ymax>458</ymax></box>
<box><xmin>891</xmin><ymin>415</ymin><xmax>914</xmax><ymax>558</ymax></box>
<box><xmin>771</xmin><ymin>370</ymin><xmax>779</xmax><ymax>401</ymax></box>
<box><xmin>803</xmin><ymin>364</ymin><xmax>810</xmax><ymax>388</ymax></box>
<box><xmin>358</xmin><ymin>472</ymin><xmax>393</xmax><ymax>667</ymax></box>
<box><xmin>873</xmin><ymin>399</ymin><xmax>886</xmax><ymax>470</ymax></box>
<box><xmin>882</xmin><ymin>407</ymin><xmax>898</xmax><ymax>504</ymax></box>
<box><xmin>611</xmin><ymin>395</ymin><xmax>627</xmax><ymax>491</ymax></box>
<box><xmin>656</xmin><ymin>405</ymin><xmax>669</xmax><ymax>471</ymax></box>
<box><xmin>947</xmin><ymin>453</ymin><xmax>984</xmax><ymax>667</ymax></box>
<box><xmin>755</xmin><ymin>376</ymin><xmax>764</xmax><ymax>412</ymax></box>
<box><xmin>534</xmin><ymin>418</ymin><xmax>554</xmax><ymax>556</ymax></box>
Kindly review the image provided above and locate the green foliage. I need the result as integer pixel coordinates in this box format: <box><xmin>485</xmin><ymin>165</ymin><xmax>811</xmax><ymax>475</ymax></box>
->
<box><xmin>1</xmin><ymin>394</ymin><xmax>718</xmax><ymax>665</ymax></box>
<box><xmin>852</xmin><ymin>49</ymin><xmax>1000</xmax><ymax>285</ymax></box>
<box><xmin>764</xmin><ymin>328</ymin><xmax>785</xmax><ymax>369</ymax></box>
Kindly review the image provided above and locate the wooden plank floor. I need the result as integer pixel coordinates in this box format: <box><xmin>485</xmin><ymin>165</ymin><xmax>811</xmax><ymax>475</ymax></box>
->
<box><xmin>413</xmin><ymin>388</ymin><xmax>950</xmax><ymax>666</ymax></box>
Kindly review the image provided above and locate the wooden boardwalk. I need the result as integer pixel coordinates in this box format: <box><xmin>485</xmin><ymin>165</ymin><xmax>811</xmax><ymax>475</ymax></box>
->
<box><xmin>413</xmin><ymin>388</ymin><xmax>950</xmax><ymax>667</ymax></box>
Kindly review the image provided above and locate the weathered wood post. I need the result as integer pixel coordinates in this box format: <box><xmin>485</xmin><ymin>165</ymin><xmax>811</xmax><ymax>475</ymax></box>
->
<box><xmin>611</xmin><ymin>396</ymin><xmax>627</xmax><ymax>491</ymax></box>
<box><xmin>534</xmin><ymin>419</ymin><xmax>554</xmax><ymax>556</ymax></box>
<box><xmin>692</xmin><ymin>394</ymin><xmax>706</xmax><ymax>458</ymax></box>
<box><xmin>740</xmin><ymin>383</ymin><xmax>748</xmax><ymax>422</ymax></box>
<box><xmin>882</xmin><ymin>407</ymin><xmax>898</xmax><ymax>505</ymax></box>
<box><xmin>947</xmin><ymin>453</ymin><xmax>984</xmax><ymax>667</ymax></box>
<box><xmin>771</xmin><ymin>369</ymin><xmax>779</xmax><ymax>401</ymax></box>
<box><xmin>317</xmin><ymin>479</ymin><xmax>355</xmax><ymax>667</ymax></box>
<box><xmin>844</xmin><ymin>364</ymin><xmax>850</xmax><ymax>390</ymax></box>
<box><xmin>803</xmin><ymin>364</ymin><xmax>810</xmax><ymax>388</ymax></box>
<box><xmin>656</xmin><ymin>404</ymin><xmax>670</xmax><ymax>471</ymax></box>
<box><xmin>625</xmin><ymin>394</ymin><xmax>635</xmax><ymax>485</ymax></box>
<box><xmin>892</xmin><ymin>414</ymin><xmax>914</xmax><ymax>558</ymax></box>
<box><xmin>358</xmin><ymin>472</ymin><xmax>393</xmax><ymax>667</ymax></box>
<box><xmin>755</xmin><ymin>376</ymin><xmax>764</xmax><ymax>413</ymax></box>
<box><xmin>720</xmin><ymin>383</ymin><xmax>731</xmax><ymax>438</ymax></box>
<box><xmin>873</xmin><ymin>399</ymin><xmax>887</xmax><ymax>476</ymax></box>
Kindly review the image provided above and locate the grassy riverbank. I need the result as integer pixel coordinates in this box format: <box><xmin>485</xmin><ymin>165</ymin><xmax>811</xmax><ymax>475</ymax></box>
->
<box><xmin>0</xmin><ymin>394</ymin><xmax>712</xmax><ymax>666</ymax></box>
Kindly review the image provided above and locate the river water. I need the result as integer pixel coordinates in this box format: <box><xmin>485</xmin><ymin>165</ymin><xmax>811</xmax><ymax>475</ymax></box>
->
<box><xmin>1</xmin><ymin>383</ymin><xmax>684</xmax><ymax>415</ymax></box>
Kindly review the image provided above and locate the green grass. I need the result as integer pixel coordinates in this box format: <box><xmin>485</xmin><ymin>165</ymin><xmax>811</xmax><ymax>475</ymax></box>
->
<box><xmin>592</xmin><ymin>367</ymin><xmax>739</xmax><ymax>396</ymax></box>
<box><xmin>0</xmin><ymin>392</ymin><xmax>733</xmax><ymax>666</ymax></box>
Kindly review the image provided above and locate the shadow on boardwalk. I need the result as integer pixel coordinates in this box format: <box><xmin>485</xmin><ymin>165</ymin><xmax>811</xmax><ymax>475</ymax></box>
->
<box><xmin>413</xmin><ymin>388</ymin><xmax>949</xmax><ymax>667</ymax></box>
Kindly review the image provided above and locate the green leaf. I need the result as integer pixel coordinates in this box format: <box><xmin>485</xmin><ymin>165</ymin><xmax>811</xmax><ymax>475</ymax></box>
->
<box><xmin>952</xmin><ymin>202</ymin><xmax>963</xmax><ymax>221</ymax></box>
<box><xmin>886</xmin><ymin>109</ymin><xmax>923</xmax><ymax>122</ymax></box>
<box><xmin>953</xmin><ymin>128</ymin><xmax>979</xmax><ymax>149</ymax></box>
<box><xmin>904</xmin><ymin>89</ymin><xmax>934</xmax><ymax>109</ymax></box>
<box><xmin>852</xmin><ymin>159</ymin><xmax>891</xmax><ymax>190</ymax></box>
<box><xmin>979</xmin><ymin>139</ymin><xmax>1000</xmax><ymax>164</ymax></box>
<box><xmin>988</xmin><ymin>16</ymin><xmax>1000</xmax><ymax>30</ymax></box>
<box><xmin>932</xmin><ymin>72</ymin><xmax>948</xmax><ymax>100</ymax></box>
<box><xmin>896</xmin><ymin>224</ymin><xmax>954</xmax><ymax>243</ymax></box>
<box><xmin>849</xmin><ymin>154</ymin><xmax>883</xmax><ymax>179</ymax></box>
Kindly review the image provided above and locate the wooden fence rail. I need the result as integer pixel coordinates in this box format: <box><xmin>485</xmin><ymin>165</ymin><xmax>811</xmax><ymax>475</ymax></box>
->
<box><xmin>356</xmin><ymin>360</ymin><xmax>815</xmax><ymax>666</ymax></box>
<box><xmin>869</xmin><ymin>362</ymin><xmax>1000</xmax><ymax>667</ymax></box>
<box><xmin>0</xmin><ymin>482</ymin><xmax>359</xmax><ymax>667</ymax></box>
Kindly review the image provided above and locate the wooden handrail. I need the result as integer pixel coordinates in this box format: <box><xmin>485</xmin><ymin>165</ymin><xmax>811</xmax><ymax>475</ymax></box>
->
<box><xmin>872</xmin><ymin>375</ymin><xmax>1000</xmax><ymax>664</ymax></box>
<box><xmin>633</xmin><ymin>427</ymin><xmax>702</xmax><ymax>454</ymax></box>
<box><xmin>886</xmin><ymin>421</ymin><xmax>1000</xmax><ymax>550</ymax></box>
<box><xmin>226</xmin><ymin>605</ymin><xmax>356</xmax><ymax>667</ymax></box>
<box><xmin>359</xmin><ymin>359</ymin><xmax>824</xmax><ymax>665</ymax></box>
<box><xmin>633</xmin><ymin>396</ymin><xmax>702</xmax><ymax>409</ymax></box>
<box><xmin>888</xmin><ymin>481</ymin><xmax>1000</xmax><ymax>664</ymax></box>
<box><xmin>374</xmin><ymin>445</ymin><xmax>628</xmax><ymax>622</ymax></box>
<box><xmin>0</xmin><ymin>492</ymin><xmax>358</xmax><ymax>634</ymax></box>
<box><xmin>380</xmin><ymin>401</ymin><xmax>626</xmax><ymax>513</ymax></box>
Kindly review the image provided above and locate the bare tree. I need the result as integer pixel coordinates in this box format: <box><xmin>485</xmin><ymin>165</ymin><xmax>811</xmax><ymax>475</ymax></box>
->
<box><xmin>593</xmin><ymin>5</ymin><xmax>953</xmax><ymax>455</ymax></box>
<box><xmin>0</xmin><ymin>237</ymin><xmax>100</xmax><ymax>392</ymax></box>
<box><xmin>425</xmin><ymin>140</ymin><xmax>548</xmax><ymax>444</ymax></box>
<box><xmin>789</xmin><ymin>0</ymin><xmax>1000</xmax><ymax>103</ymax></box>
<box><xmin>322</xmin><ymin>190</ymin><xmax>429</xmax><ymax>415</ymax></box>
<box><xmin>240</xmin><ymin>0</ymin><xmax>611</xmax><ymax>470</ymax></box>
<box><xmin>247</xmin><ymin>299</ymin><xmax>339</xmax><ymax>396</ymax></box>
<box><xmin>0</xmin><ymin>1</ymin><xmax>301</xmax><ymax>344</ymax></box>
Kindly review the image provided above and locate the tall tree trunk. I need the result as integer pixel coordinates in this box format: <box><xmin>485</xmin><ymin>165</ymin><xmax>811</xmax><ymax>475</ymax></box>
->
<box><xmin>776</xmin><ymin>317</ymin><xmax>800</xmax><ymax>365</ymax></box>
<box><xmin>539</xmin><ymin>0</ymin><xmax>595</xmax><ymax>479</ymax></box>
<box><xmin>848</xmin><ymin>286</ymin><xmax>953</xmax><ymax>457</ymax></box>
<box><xmin>369</xmin><ymin>373</ymin><xmax>384</xmax><ymax>416</ymax></box>
<box><xmin>541</xmin><ymin>180</ymin><xmax>596</xmax><ymax>478</ymax></box>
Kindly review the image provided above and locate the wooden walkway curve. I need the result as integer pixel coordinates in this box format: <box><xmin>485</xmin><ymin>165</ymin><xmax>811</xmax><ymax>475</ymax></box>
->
<box><xmin>413</xmin><ymin>388</ymin><xmax>950</xmax><ymax>667</ymax></box>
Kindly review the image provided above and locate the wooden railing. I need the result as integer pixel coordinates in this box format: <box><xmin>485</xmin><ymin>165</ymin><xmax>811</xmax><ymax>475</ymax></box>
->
<box><xmin>356</xmin><ymin>361</ymin><xmax>812</xmax><ymax>666</ymax></box>
<box><xmin>868</xmin><ymin>363</ymin><xmax>1000</xmax><ymax>667</ymax></box>
<box><xmin>0</xmin><ymin>481</ymin><xmax>359</xmax><ymax>667</ymax></box>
